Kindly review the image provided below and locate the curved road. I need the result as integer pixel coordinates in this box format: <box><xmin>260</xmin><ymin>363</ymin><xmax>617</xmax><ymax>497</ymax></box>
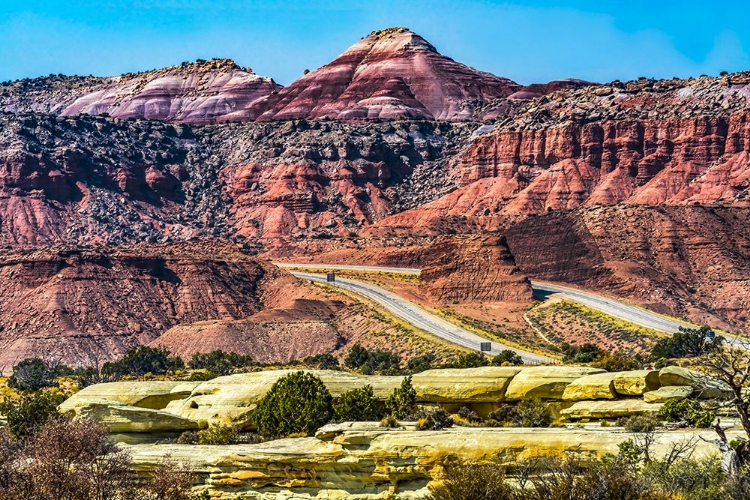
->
<box><xmin>529</xmin><ymin>281</ymin><xmax>694</xmax><ymax>334</ymax></box>
<box><xmin>276</xmin><ymin>262</ymin><xmax>707</xmax><ymax>335</ymax></box>
<box><xmin>291</xmin><ymin>272</ymin><xmax>555</xmax><ymax>364</ymax></box>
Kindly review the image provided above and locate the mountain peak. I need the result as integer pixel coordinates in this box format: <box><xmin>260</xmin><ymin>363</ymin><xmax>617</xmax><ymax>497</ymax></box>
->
<box><xmin>362</xmin><ymin>27</ymin><xmax>437</xmax><ymax>53</ymax></box>
<box><xmin>366</xmin><ymin>27</ymin><xmax>412</xmax><ymax>39</ymax></box>
<box><xmin>253</xmin><ymin>29</ymin><xmax>518</xmax><ymax>121</ymax></box>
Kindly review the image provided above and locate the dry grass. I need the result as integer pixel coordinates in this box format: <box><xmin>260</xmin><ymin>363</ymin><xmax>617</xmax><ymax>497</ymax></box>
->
<box><xmin>526</xmin><ymin>300</ymin><xmax>664</xmax><ymax>354</ymax></box>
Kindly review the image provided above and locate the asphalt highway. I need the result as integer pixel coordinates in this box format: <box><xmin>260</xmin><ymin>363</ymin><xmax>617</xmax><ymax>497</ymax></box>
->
<box><xmin>291</xmin><ymin>271</ymin><xmax>555</xmax><ymax>364</ymax></box>
<box><xmin>529</xmin><ymin>281</ymin><xmax>694</xmax><ymax>333</ymax></box>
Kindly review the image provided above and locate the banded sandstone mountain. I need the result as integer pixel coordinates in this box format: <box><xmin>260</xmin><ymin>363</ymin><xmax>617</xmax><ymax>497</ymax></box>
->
<box><xmin>0</xmin><ymin>28</ymin><xmax>748</xmax><ymax>367</ymax></box>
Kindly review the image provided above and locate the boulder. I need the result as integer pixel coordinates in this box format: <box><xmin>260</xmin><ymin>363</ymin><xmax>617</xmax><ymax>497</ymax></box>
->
<box><xmin>505</xmin><ymin>367</ymin><xmax>605</xmax><ymax>401</ymax></box>
<box><xmin>644</xmin><ymin>386</ymin><xmax>694</xmax><ymax>403</ymax></box>
<box><xmin>613</xmin><ymin>370</ymin><xmax>661</xmax><ymax>396</ymax></box>
<box><xmin>59</xmin><ymin>381</ymin><xmax>199</xmax><ymax>412</ymax></box>
<box><xmin>412</xmin><ymin>367</ymin><xmax>523</xmax><ymax>403</ymax></box>
<box><xmin>60</xmin><ymin>398</ymin><xmax>198</xmax><ymax>433</ymax></box>
<box><xmin>658</xmin><ymin>366</ymin><xmax>732</xmax><ymax>399</ymax></box>
<box><xmin>562</xmin><ymin>372</ymin><xmax>618</xmax><ymax>401</ymax></box>
<box><xmin>561</xmin><ymin>400</ymin><xmax>664</xmax><ymax>420</ymax></box>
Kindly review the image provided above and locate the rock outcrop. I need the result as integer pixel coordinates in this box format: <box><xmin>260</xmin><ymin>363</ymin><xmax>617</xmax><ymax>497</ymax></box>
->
<box><xmin>2</xmin><ymin>60</ymin><xmax>281</xmax><ymax>124</ymax></box>
<box><xmin>62</xmin><ymin>366</ymin><xmax>733</xmax><ymax>440</ymax></box>
<box><xmin>127</xmin><ymin>425</ymin><xmax>735</xmax><ymax>499</ymax></box>
<box><xmin>60</xmin><ymin>399</ymin><xmax>198</xmax><ymax>433</ymax></box>
<box><xmin>418</xmin><ymin>235</ymin><xmax>533</xmax><ymax>303</ymax></box>
<box><xmin>411</xmin><ymin>366</ymin><xmax>522</xmax><ymax>402</ymax></box>
<box><xmin>59</xmin><ymin>381</ymin><xmax>198</xmax><ymax>410</ymax></box>
<box><xmin>504</xmin><ymin>366</ymin><xmax>605</xmax><ymax>400</ymax></box>
<box><xmin>644</xmin><ymin>385</ymin><xmax>694</xmax><ymax>403</ymax></box>
<box><xmin>562</xmin><ymin>372</ymin><xmax>619</xmax><ymax>401</ymax></box>
<box><xmin>658</xmin><ymin>366</ymin><xmax>733</xmax><ymax>399</ymax></box>
<box><xmin>561</xmin><ymin>400</ymin><xmax>664</xmax><ymax>420</ymax></box>
<box><xmin>612</xmin><ymin>370</ymin><xmax>662</xmax><ymax>396</ymax></box>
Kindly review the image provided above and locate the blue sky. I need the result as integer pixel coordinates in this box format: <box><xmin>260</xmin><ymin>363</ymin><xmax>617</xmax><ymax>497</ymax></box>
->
<box><xmin>1</xmin><ymin>1</ymin><xmax>749</xmax><ymax>85</ymax></box>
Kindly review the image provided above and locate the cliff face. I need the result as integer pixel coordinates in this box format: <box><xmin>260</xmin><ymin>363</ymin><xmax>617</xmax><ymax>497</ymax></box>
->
<box><xmin>0</xmin><ymin>113</ymin><xmax>473</xmax><ymax>249</ymax></box>
<box><xmin>419</xmin><ymin>236</ymin><xmax>533</xmax><ymax>303</ymax></box>
<box><xmin>452</xmin><ymin>114</ymin><xmax>750</xmax><ymax>215</ymax></box>
<box><xmin>0</xmin><ymin>242</ymin><xmax>268</xmax><ymax>371</ymax></box>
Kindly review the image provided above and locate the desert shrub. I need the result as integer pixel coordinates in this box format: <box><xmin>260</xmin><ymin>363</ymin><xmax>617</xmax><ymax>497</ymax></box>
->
<box><xmin>344</xmin><ymin>344</ymin><xmax>400</xmax><ymax>374</ymax></box>
<box><xmin>654</xmin><ymin>357</ymin><xmax>675</xmax><ymax>369</ymax></box>
<box><xmin>414</xmin><ymin>408</ymin><xmax>453</xmax><ymax>430</ymax></box>
<box><xmin>344</xmin><ymin>344</ymin><xmax>370</xmax><ymax>368</ymax></box>
<box><xmin>196</xmin><ymin>424</ymin><xmax>239</xmax><ymax>445</ymax></box>
<box><xmin>593</xmin><ymin>350</ymin><xmax>641</xmax><ymax>371</ymax></box>
<box><xmin>487</xmin><ymin>398</ymin><xmax>551</xmax><ymax>428</ymax></box>
<box><xmin>492</xmin><ymin>350</ymin><xmax>524</xmax><ymax>366</ymax></box>
<box><xmin>385</xmin><ymin>375</ymin><xmax>416</xmax><ymax>419</ymax></box>
<box><xmin>253</xmin><ymin>371</ymin><xmax>333</xmax><ymax>438</ymax></box>
<box><xmin>643</xmin><ymin>457</ymin><xmax>730</xmax><ymax>500</ymax></box>
<box><xmin>188</xmin><ymin>350</ymin><xmax>254</xmax><ymax>376</ymax></box>
<box><xmin>407</xmin><ymin>354</ymin><xmax>435</xmax><ymax>373</ymax></box>
<box><xmin>623</xmin><ymin>415</ymin><xmax>659</xmax><ymax>433</ymax></box>
<box><xmin>184</xmin><ymin>371</ymin><xmax>216</xmax><ymax>381</ymax></box>
<box><xmin>8</xmin><ymin>358</ymin><xmax>59</xmax><ymax>392</ymax></box>
<box><xmin>303</xmin><ymin>353</ymin><xmax>339</xmax><ymax>370</ymax></box>
<box><xmin>142</xmin><ymin>457</ymin><xmax>196</xmax><ymax>500</ymax></box>
<box><xmin>561</xmin><ymin>342</ymin><xmax>605</xmax><ymax>363</ymax></box>
<box><xmin>0</xmin><ymin>391</ymin><xmax>65</xmax><ymax>439</ymax></box>
<box><xmin>71</xmin><ymin>366</ymin><xmax>102</xmax><ymax>388</ymax></box>
<box><xmin>650</xmin><ymin>326</ymin><xmax>723</xmax><ymax>360</ymax></box>
<box><xmin>379</xmin><ymin>414</ymin><xmax>399</xmax><ymax>428</ymax></box>
<box><xmin>659</xmin><ymin>399</ymin><xmax>714</xmax><ymax>428</ymax></box>
<box><xmin>429</xmin><ymin>463</ymin><xmax>512</xmax><ymax>500</ymax></box>
<box><xmin>333</xmin><ymin>385</ymin><xmax>384</xmax><ymax>422</ymax></box>
<box><xmin>102</xmin><ymin>346</ymin><xmax>184</xmax><ymax>380</ymax></box>
<box><xmin>451</xmin><ymin>352</ymin><xmax>489</xmax><ymax>368</ymax></box>
<box><xmin>176</xmin><ymin>431</ymin><xmax>199</xmax><ymax>445</ymax></box>
<box><xmin>457</xmin><ymin>406</ymin><xmax>482</xmax><ymax>424</ymax></box>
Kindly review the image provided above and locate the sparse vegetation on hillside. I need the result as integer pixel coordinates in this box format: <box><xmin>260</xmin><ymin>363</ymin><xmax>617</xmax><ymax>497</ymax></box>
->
<box><xmin>527</xmin><ymin>301</ymin><xmax>662</xmax><ymax>355</ymax></box>
<box><xmin>345</xmin><ymin>344</ymin><xmax>401</xmax><ymax>374</ymax></box>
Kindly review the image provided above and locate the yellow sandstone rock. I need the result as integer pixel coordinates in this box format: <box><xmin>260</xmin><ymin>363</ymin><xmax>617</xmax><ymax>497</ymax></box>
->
<box><xmin>411</xmin><ymin>367</ymin><xmax>523</xmax><ymax>402</ymax></box>
<box><xmin>59</xmin><ymin>381</ymin><xmax>200</xmax><ymax>411</ymax></box>
<box><xmin>505</xmin><ymin>366</ymin><xmax>605</xmax><ymax>401</ymax></box>
<box><xmin>127</xmin><ymin>426</ymin><xmax>731</xmax><ymax>499</ymax></box>
<box><xmin>644</xmin><ymin>385</ymin><xmax>694</xmax><ymax>403</ymax></box>
<box><xmin>658</xmin><ymin>366</ymin><xmax>732</xmax><ymax>399</ymax></box>
<box><xmin>561</xmin><ymin>399</ymin><xmax>663</xmax><ymax>419</ymax></box>
<box><xmin>562</xmin><ymin>372</ymin><xmax>618</xmax><ymax>401</ymax></box>
<box><xmin>613</xmin><ymin>370</ymin><xmax>661</xmax><ymax>396</ymax></box>
<box><xmin>60</xmin><ymin>398</ymin><xmax>198</xmax><ymax>433</ymax></box>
